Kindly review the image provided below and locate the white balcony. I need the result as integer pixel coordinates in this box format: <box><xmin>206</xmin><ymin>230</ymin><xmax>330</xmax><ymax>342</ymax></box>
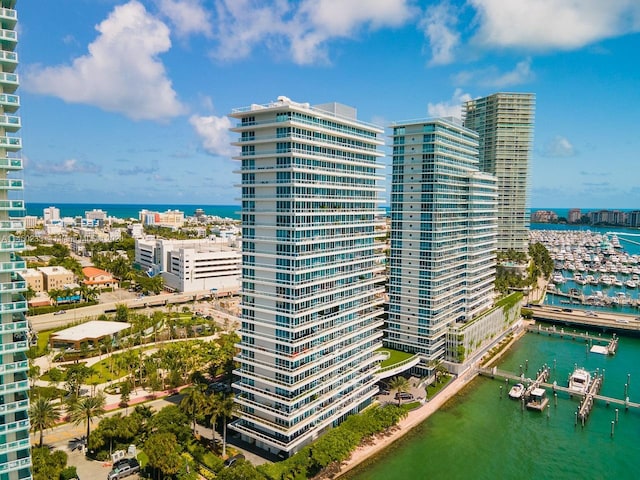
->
<box><xmin>0</xmin><ymin>319</ymin><xmax>27</xmax><ymax>333</ymax></box>
<box><xmin>0</xmin><ymin>339</ymin><xmax>28</xmax><ymax>353</ymax></box>
<box><xmin>0</xmin><ymin>178</ymin><xmax>21</xmax><ymax>190</ymax></box>
<box><xmin>0</xmin><ymin>219</ymin><xmax>23</xmax><ymax>231</ymax></box>
<box><xmin>0</xmin><ymin>457</ymin><xmax>31</xmax><ymax>475</ymax></box>
<box><xmin>0</xmin><ymin>280</ymin><xmax>26</xmax><ymax>293</ymax></box>
<box><xmin>0</xmin><ymin>419</ymin><xmax>29</xmax><ymax>435</ymax></box>
<box><xmin>0</xmin><ymin>8</ymin><xmax>17</xmax><ymax>27</ymax></box>
<box><xmin>0</xmin><ymin>27</ymin><xmax>17</xmax><ymax>44</ymax></box>
<box><xmin>0</xmin><ymin>114</ymin><xmax>20</xmax><ymax>132</ymax></box>
<box><xmin>0</xmin><ymin>49</ymin><xmax>17</xmax><ymax>72</ymax></box>
<box><xmin>0</xmin><ymin>399</ymin><xmax>29</xmax><ymax>416</ymax></box>
<box><xmin>0</xmin><ymin>299</ymin><xmax>26</xmax><ymax>313</ymax></box>
<box><xmin>0</xmin><ymin>157</ymin><xmax>21</xmax><ymax>169</ymax></box>
<box><xmin>0</xmin><ymin>238</ymin><xmax>24</xmax><ymax>251</ymax></box>
<box><xmin>0</xmin><ymin>72</ymin><xmax>18</xmax><ymax>93</ymax></box>
<box><xmin>0</xmin><ymin>358</ymin><xmax>28</xmax><ymax>373</ymax></box>
<box><xmin>0</xmin><ymin>93</ymin><xmax>19</xmax><ymax>112</ymax></box>
<box><xmin>0</xmin><ymin>438</ymin><xmax>30</xmax><ymax>456</ymax></box>
<box><xmin>0</xmin><ymin>379</ymin><xmax>28</xmax><ymax>394</ymax></box>
<box><xmin>0</xmin><ymin>135</ymin><xmax>20</xmax><ymax>149</ymax></box>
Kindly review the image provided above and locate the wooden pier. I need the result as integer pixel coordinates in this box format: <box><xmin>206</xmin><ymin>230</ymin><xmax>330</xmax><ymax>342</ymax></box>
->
<box><xmin>479</xmin><ymin>367</ymin><xmax>640</xmax><ymax>414</ymax></box>
<box><xmin>527</xmin><ymin>324</ymin><xmax>618</xmax><ymax>354</ymax></box>
<box><xmin>577</xmin><ymin>375</ymin><xmax>603</xmax><ymax>423</ymax></box>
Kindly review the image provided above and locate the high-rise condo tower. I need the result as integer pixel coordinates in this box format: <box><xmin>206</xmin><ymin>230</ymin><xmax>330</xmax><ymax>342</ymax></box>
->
<box><xmin>0</xmin><ymin>1</ymin><xmax>32</xmax><ymax>478</ymax></box>
<box><xmin>229</xmin><ymin>97</ymin><xmax>386</xmax><ymax>456</ymax></box>
<box><xmin>463</xmin><ymin>93</ymin><xmax>535</xmax><ymax>253</ymax></box>
<box><xmin>387</xmin><ymin>118</ymin><xmax>497</xmax><ymax>372</ymax></box>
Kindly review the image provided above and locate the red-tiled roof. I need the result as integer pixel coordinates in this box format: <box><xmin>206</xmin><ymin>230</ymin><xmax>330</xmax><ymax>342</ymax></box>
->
<box><xmin>82</xmin><ymin>266</ymin><xmax>112</xmax><ymax>278</ymax></box>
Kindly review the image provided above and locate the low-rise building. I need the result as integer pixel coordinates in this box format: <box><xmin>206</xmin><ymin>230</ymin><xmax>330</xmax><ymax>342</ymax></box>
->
<box><xmin>139</xmin><ymin>209</ymin><xmax>185</xmax><ymax>228</ymax></box>
<box><xmin>531</xmin><ymin>210</ymin><xmax>558</xmax><ymax>223</ymax></box>
<box><xmin>135</xmin><ymin>238</ymin><xmax>240</xmax><ymax>293</ymax></box>
<box><xmin>22</xmin><ymin>268</ymin><xmax>44</xmax><ymax>293</ymax></box>
<box><xmin>82</xmin><ymin>266</ymin><xmax>119</xmax><ymax>289</ymax></box>
<box><xmin>38</xmin><ymin>266</ymin><xmax>75</xmax><ymax>291</ymax></box>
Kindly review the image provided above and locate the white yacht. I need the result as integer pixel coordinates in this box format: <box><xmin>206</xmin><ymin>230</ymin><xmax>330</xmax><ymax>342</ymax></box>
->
<box><xmin>568</xmin><ymin>368</ymin><xmax>591</xmax><ymax>395</ymax></box>
<box><xmin>508</xmin><ymin>383</ymin><xmax>525</xmax><ymax>400</ymax></box>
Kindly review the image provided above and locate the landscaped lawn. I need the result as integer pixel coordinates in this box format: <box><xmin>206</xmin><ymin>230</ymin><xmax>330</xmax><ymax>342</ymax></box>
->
<box><xmin>378</xmin><ymin>348</ymin><xmax>415</xmax><ymax>369</ymax></box>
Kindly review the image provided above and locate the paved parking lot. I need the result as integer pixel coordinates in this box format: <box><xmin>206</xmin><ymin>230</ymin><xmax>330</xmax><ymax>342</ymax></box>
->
<box><xmin>65</xmin><ymin>448</ymin><xmax>140</xmax><ymax>480</ymax></box>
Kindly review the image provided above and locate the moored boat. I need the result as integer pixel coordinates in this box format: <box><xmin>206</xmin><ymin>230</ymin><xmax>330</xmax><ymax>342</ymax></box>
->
<box><xmin>508</xmin><ymin>383</ymin><xmax>525</xmax><ymax>400</ymax></box>
<box><xmin>568</xmin><ymin>368</ymin><xmax>591</xmax><ymax>395</ymax></box>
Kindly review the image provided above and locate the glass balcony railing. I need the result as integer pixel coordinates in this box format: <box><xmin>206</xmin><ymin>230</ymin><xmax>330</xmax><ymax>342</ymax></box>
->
<box><xmin>0</xmin><ymin>399</ymin><xmax>30</xmax><ymax>416</ymax></box>
<box><xmin>0</xmin><ymin>299</ymin><xmax>27</xmax><ymax>313</ymax></box>
<box><xmin>0</xmin><ymin>28</ymin><xmax>17</xmax><ymax>42</ymax></box>
<box><xmin>0</xmin><ymin>73</ymin><xmax>18</xmax><ymax>93</ymax></box>
<box><xmin>0</xmin><ymin>438</ymin><xmax>30</xmax><ymax>456</ymax></box>
<box><xmin>0</xmin><ymin>358</ymin><xmax>28</xmax><ymax>374</ymax></box>
<box><xmin>0</xmin><ymin>8</ymin><xmax>17</xmax><ymax>23</ymax></box>
<box><xmin>0</xmin><ymin>114</ymin><xmax>20</xmax><ymax>130</ymax></box>
<box><xmin>0</xmin><ymin>239</ymin><xmax>25</xmax><ymax>251</ymax></box>
<box><xmin>0</xmin><ymin>319</ymin><xmax>28</xmax><ymax>333</ymax></box>
<box><xmin>0</xmin><ymin>280</ymin><xmax>26</xmax><ymax>293</ymax></box>
<box><xmin>0</xmin><ymin>93</ymin><xmax>19</xmax><ymax>112</ymax></box>
<box><xmin>0</xmin><ymin>379</ymin><xmax>29</xmax><ymax>394</ymax></box>
<box><xmin>0</xmin><ymin>157</ymin><xmax>22</xmax><ymax>169</ymax></box>
<box><xmin>0</xmin><ymin>135</ymin><xmax>20</xmax><ymax>149</ymax></box>
<box><xmin>0</xmin><ymin>457</ymin><xmax>31</xmax><ymax>474</ymax></box>
<box><xmin>0</xmin><ymin>339</ymin><xmax>28</xmax><ymax>353</ymax></box>
<box><xmin>0</xmin><ymin>260</ymin><xmax>26</xmax><ymax>271</ymax></box>
<box><xmin>0</xmin><ymin>179</ymin><xmax>22</xmax><ymax>190</ymax></box>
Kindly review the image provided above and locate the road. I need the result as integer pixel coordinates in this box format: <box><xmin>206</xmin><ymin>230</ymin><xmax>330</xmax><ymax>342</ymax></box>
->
<box><xmin>530</xmin><ymin>304</ymin><xmax>640</xmax><ymax>333</ymax></box>
<box><xmin>29</xmin><ymin>290</ymin><xmax>240</xmax><ymax>332</ymax></box>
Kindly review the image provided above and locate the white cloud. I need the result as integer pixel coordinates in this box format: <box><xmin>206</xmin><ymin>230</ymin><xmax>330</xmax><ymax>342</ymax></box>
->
<box><xmin>454</xmin><ymin>58</ymin><xmax>534</xmax><ymax>88</ymax></box>
<box><xmin>23</xmin><ymin>1</ymin><xmax>186</xmax><ymax>121</ymax></box>
<box><xmin>545</xmin><ymin>136</ymin><xmax>576</xmax><ymax>157</ymax></box>
<box><xmin>209</xmin><ymin>0</ymin><xmax>414</xmax><ymax>64</ymax></box>
<box><xmin>31</xmin><ymin>158</ymin><xmax>101</xmax><ymax>175</ymax></box>
<box><xmin>419</xmin><ymin>1</ymin><xmax>460</xmax><ymax>65</ymax></box>
<box><xmin>427</xmin><ymin>88</ymin><xmax>472</xmax><ymax>119</ymax></box>
<box><xmin>157</xmin><ymin>0</ymin><xmax>213</xmax><ymax>38</ymax></box>
<box><xmin>189</xmin><ymin>114</ymin><xmax>234</xmax><ymax>156</ymax></box>
<box><xmin>469</xmin><ymin>0</ymin><xmax>640</xmax><ymax>50</ymax></box>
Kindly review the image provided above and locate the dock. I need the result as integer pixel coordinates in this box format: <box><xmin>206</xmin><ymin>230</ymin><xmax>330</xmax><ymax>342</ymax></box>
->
<box><xmin>527</xmin><ymin>324</ymin><xmax>619</xmax><ymax>355</ymax></box>
<box><xmin>577</xmin><ymin>375</ymin><xmax>603</xmax><ymax>423</ymax></box>
<box><xmin>479</xmin><ymin>367</ymin><xmax>640</xmax><ymax>413</ymax></box>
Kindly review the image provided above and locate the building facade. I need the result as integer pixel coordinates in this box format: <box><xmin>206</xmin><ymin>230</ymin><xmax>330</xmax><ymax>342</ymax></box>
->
<box><xmin>0</xmin><ymin>1</ymin><xmax>32</xmax><ymax>477</ymax></box>
<box><xmin>387</xmin><ymin>118</ymin><xmax>497</xmax><ymax>373</ymax></box>
<box><xmin>38</xmin><ymin>266</ymin><xmax>75</xmax><ymax>292</ymax></box>
<box><xmin>463</xmin><ymin>93</ymin><xmax>535</xmax><ymax>253</ymax></box>
<box><xmin>568</xmin><ymin>208</ymin><xmax>582</xmax><ymax>224</ymax></box>
<box><xmin>135</xmin><ymin>238</ymin><xmax>241</xmax><ymax>293</ymax></box>
<box><xmin>229</xmin><ymin>97</ymin><xmax>386</xmax><ymax>455</ymax></box>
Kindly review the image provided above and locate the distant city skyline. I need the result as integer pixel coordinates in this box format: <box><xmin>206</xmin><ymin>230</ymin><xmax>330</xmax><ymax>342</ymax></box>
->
<box><xmin>17</xmin><ymin>1</ymin><xmax>640</xmax><ymax>208</ymax></box>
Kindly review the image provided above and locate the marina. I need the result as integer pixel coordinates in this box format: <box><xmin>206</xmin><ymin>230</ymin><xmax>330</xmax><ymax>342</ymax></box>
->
<box><xmin>344</xmin><ymin>331</ymin><xmax>640</xmax><ymax>480</ymax></box>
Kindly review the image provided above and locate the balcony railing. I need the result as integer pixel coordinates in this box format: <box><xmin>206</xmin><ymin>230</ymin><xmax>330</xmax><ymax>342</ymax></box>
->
<box><xmin>0</xmin><ymin>8</ymin><xmax>17</xmax><ymax>23</ymax></box>
<box><xmin>0</xmin><ymin>157</ymin><xmax>21</xmax><ymax>169</ymax></box>
<box><xmin>0</xmin><ymin>280</ymin><xmax>26</xmax><ymax>292</ymax></box>
<box><xmin>0</xmin><ymin>358</ymin><xmax>28</xmax><ymax>373</ymax></box>
<box><xmin>0</xmin><ymin>319</ymin><xmax>28</xmax><ymax>333</ymax></box>
<box><xmin>0</xmin><ymin>239</ymin><xmax>25</xmax><ymax>250</ymax></box>
<box><xmin>0</xmin><ymin>135</ymin><xmax>20</xmax><ymax>149</ymax></box>
<box><xmin>0</xmin><ymin>299</ymin><xmax>27</xmax><ymax>313</ymax></box>
<box><xmin>0</xmin><ymin>28</ymin><xmax>17</xmax><ymax>42</ymax></box>
<box><xmin>0</xmin><ymin>399</ymin><xmax>29</xmax><ymax>416</ymax></box>
<box><xmin>0</xmin><ymin>438</ymin><xmax>30</xmax><ymax>456</ymax></box>
<box><xmin>0</xmin><ymin>259</ymin><xmax>26</xmax><ymax>271</ymax></box>
<box><xmin>0</xmin><ymin>457</ymin><xmax>31</xmax><ymax>474</ymax></box>
<box><xmin>0</xmin><ymin>93</ymin><xmax>19</xmax><ymax>111</ymax></box>
<box><xmin>0</xmin><ymin>49</ymin><xmax>17</xmax><ymax>67</ymax></box>
<box><xmin>0</xmin><ymin>220</ymin><xmax>23</xmax><ymax>232</ymax></box>
<box><xmin>0</xmin><ymin>379</ymin><xmax>29</xmax><ymax>394</ymax></box>
<box><xmin>0</xmin><ymin>114</ymin><xmax>20</xmax><ymax>130</ymax></box>
<box><xmin>0</xmin><ymin>339</ymin><xmax>27</xmax><ymax>353</ymax></box>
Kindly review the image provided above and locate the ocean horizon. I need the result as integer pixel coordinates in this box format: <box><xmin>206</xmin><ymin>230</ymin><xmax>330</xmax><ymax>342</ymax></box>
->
<box><xmin>23</xmin><ymin>203</ymin><xmax>637</xmax><ymax>222</ymax></box>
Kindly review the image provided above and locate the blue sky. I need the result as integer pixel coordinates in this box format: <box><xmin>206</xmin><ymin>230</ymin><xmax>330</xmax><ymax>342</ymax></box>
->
<box><xmin>16</xmin><ymin>0</ymin><xmax>640</xmax><ymax>208</ymax></box>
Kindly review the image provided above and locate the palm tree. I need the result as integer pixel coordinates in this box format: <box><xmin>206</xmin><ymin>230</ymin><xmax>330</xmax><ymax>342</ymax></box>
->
<box><xmin>180</xmin><ymin>382</ymin><xmax>207</xmax><ymax>434</ymax></box>
<box><xmin>217</xmin><ymin>394</ymin><xmax>241</xmax><ymax>458</ymax></box>
<box><xmin>205</xmin><ymin>393</ymin><xmax>222</xmax><ymax>447</ymax></box>
<box><xmin>388</xmin><ymin>376</ymin><xmax>410</xmax><ymax>405</ymax></box>
<box><xmin>29</xmin><ymin>396</ymin><xmax>61</xmax><ymax>447</ymax></box>
<box><xmin>67</xmin><ymin>392</ymin><xmax>107</xmax><ymax>441</ymax></box>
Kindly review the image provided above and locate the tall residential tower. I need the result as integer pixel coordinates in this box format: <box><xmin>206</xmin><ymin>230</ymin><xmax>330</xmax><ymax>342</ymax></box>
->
<box><xmin>387</xmin><ymin>118</ymin><xmax>497</xmax><ymax>372</ymax></box>
<box><xmin>229</xmin><ymin>97</ymin><xmax>386</xmax><ymax>456</ymax></box>
<box><xmin>0</xmin><ymin>1</ymin><xmax>32</xmax><ymax>479</ymax></box>
<box><xmin>463</xmin><ymin>93</ymin><xmax>535</xmax><ymax>253</ymax></box>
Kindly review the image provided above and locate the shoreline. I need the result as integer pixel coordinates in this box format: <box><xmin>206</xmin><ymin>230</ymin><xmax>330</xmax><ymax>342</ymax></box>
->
<box><xmin>330</xmin><ymin>325</ymin><xmax>528</xmax><ymax>479</ymax></box>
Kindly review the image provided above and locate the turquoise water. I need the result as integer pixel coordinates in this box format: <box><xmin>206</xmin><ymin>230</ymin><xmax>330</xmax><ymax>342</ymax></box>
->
<box><xmin>24</xmin><ymin>203</ymin><xmax>241</xmax><ymax>220</ymax></box>
<box><xmin>345</xmin><ymin>333</ymin><xmax>640</xmax><ymax>479</ymax></box>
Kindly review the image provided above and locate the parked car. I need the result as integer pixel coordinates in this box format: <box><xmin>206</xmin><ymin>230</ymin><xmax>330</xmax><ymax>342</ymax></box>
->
<box><xmin>53</xmin><ymin>310</ymin><xmax>66</xmax><ymax>315</ymax></box>
<box><xmin>224</xmin><ymin>454</ymin><xmax>245</xmax><ymax>468</ymax></box>
<box><xmin>107</xmin><ymin>458</ymin><xmax>140</xmax><ymax>480</ymax></box>
<box><xmin>394</xmin><ymin>392</ymin><xmax>414</xmax><ymax>401</ymax></box>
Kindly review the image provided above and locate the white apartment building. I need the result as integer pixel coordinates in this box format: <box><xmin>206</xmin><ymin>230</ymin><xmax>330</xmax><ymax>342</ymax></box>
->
<box><xmin>43</xmin><ymin>205</ymin><xmax>60</xmax><ymax>224</ymax></box>
<box><xmin>228</xmin><ymin>97</ymin><xmax>386</xmax><ymax>456</ymax></box>
<box><xmin>463</xmin><ymin>93</ymin><xmax>535</xmax><ymax>253</ymax></box>
<box><xmin>139</xmin><ymin>209</ymin><xmax>185</xmax><ymax>228</ymax></box>
<box><xmin>135</xmin><ymin>238</ymin><xmax>240</xmax><ymax>293</ymax></box>
<box><xmin>0</xmin><ymin>1</ymin><xmax>32</xmax><ymax>477</ymax></box>
<box><xmin>387</xmin><ymin>118</ymin><xmax>497</xmax><ymax>374</ymax></box>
